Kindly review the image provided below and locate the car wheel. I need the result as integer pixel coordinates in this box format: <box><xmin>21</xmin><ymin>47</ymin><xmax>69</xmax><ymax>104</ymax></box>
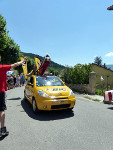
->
<box><xmin>67</xmin><ymin>107</ymin><xmax>73</xmax><ymax>112</ymax></box>
<box><xmin>32</xmin><ymin>98</ymin><xmax>39</xmax><ymax>114</ymax></box>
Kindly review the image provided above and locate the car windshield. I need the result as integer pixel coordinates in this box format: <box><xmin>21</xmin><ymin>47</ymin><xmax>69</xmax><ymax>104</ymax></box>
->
<box><xmin>36</xmin><ymin>76</ymin><xmax>64</xmax><ymax>86</ymax></box>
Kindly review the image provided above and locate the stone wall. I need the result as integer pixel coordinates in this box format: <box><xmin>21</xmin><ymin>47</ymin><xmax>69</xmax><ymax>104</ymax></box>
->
<box><xmin>66</xmin><ymin>72</ymin><xmax>96</xmax><ymax>94</ymax></box>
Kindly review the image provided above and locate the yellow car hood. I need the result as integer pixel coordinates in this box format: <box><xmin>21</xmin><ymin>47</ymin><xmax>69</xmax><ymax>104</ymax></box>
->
<box><xmin>37</xmin><ymin>86</ymin><xmax>70</xmax><ymax>96</ymax></box>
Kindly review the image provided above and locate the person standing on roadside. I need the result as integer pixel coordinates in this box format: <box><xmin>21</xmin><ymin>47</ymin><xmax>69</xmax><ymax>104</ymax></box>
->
<box><xmin>0</xmin><ymin>56</ymin><xmax>27</xmax><ymax>137</ymax></box>
<box><xmin>7</xmin><ymin>75</ymin><xmax>11</xmax><ymax>90</ymax></box>
<box><xmin>16</xmin><ymin>74</ymin><xmax>21</xmax><ymax>87</ymax></box>
<box><xmin>13</xmin><ymin>75</ymin><xmax>17</xmax><ymax>88</ymax></box>
<box><xmin>21</xmin><ymin>74</ymin><xmax>25</xmax><ymax>86</ymax></box>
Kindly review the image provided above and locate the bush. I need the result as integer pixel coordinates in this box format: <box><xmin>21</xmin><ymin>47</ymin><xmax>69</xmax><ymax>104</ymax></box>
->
<box><xmin>96</xmin><ymin>89</ymin><xmax>103</xmax><ymax>96</ymax></box>
<box><xmin>61</xmin><ymin>64</ymin><xmax>92</xmax><ymax>84</ymax></box>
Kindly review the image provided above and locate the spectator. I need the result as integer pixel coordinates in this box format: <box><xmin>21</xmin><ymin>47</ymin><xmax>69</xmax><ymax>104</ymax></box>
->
<box><xmin>7</xmin><ymin>75</ymin><xmax>11</xmax><ymax>90</ymax></box>
<box><xmin>10</xmin><ymin>75</ymin><xmax>14</xmax><ymax>89</ymax></box>
<box><xmin>13</xmin><ymin>75</ymin><xmax>17</xmax><ymax>88</ymax></box>
<box><xmin>16</xmin><ymin>75</ymin><xmax>21</xmax><ymax>87</ymax></box>
<box><xmin>0</xmin><ymin>56</ymin><xmax>27</xmax><ymax>137</ymax></box>
<box><xmin>20</xmin><ymin>74</ymin><xmax>25</xmax><ymax>86</ymax></box>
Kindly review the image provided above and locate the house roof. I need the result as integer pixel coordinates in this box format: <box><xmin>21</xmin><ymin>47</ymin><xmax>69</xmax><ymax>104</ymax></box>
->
<box><xmin>92</xmin><ymin>63</ymin><xmax>113</xmax><ymax>72</ymax></box>
<box><xmin>107</xmin><ymin>5</ymin><xmax>113</xmax><ymax>10</ymax></box>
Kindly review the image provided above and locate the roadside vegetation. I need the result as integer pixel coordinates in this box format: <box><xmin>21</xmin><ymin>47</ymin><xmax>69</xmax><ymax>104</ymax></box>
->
<box><xmin>61</xmin><ymin>64</ymin><xmax>92</xmax><ymax>84</ymax></box>
<box><xmin>83</xmin><ymin>95</ymin><xmax>101</xmax><ymax>102</ymax></box>
<box><xmin>96</xmin><ymin>84</ymin><xmax>111</xmax><ymax>96</ymax></box>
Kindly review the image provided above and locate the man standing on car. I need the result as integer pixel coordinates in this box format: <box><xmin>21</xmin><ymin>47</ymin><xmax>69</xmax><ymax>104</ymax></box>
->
<box><xmin>0</xmin><ymin>56</ymin><xmax>27</xmax><ymax>137</ymax></box>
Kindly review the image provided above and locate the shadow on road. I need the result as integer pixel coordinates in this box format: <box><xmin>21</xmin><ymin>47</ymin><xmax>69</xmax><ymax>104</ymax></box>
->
<box><xmin>21</xmin><ymin>99</ymin><xmax>74</xmax><ymax>121</ymax></box>
<box><xmin>0</xmin><ymin>135</ymin><xmax>8</xmax><ymax>141</ymax></box>
<box><xmin>107</xmin><ymin>107</ymin><xmax>113</xmax><ymax>110</ymax></box>
<box><xmin>7</xmin><ymin>97</ymin><xmax>21</xmax><ymax>100</ymax></box>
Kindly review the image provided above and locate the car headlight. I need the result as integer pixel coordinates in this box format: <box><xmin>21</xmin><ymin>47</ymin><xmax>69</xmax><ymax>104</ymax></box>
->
<box><xmin>38</xmin><ymin>90</ymin><xmax>49</xmax><ymax>97</ymax></box>
<box><xmin>69</xmin><ymin>89</ymin><xmax>75</xmax><ymax>96</ymax></box>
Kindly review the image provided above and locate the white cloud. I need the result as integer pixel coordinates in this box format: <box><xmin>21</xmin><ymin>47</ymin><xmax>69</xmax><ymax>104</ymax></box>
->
<box><xmin>94</xmin><ymin>56</ymin><xmax>97</xmax><ymax>58</ymax></box>
<box><xmin>105</xmin><ymin>52</ymin><xmax>113</xmax><ymax>57</ymax></box>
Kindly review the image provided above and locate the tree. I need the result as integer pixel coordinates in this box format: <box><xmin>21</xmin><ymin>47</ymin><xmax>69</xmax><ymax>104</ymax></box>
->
<box><xmin>1</xmin><ymin>37</ymin><xmax>21</xmax><ymax>64</ymax></box>
<box><xmin>0</xmin><ymin>14</ymin><xmax>21</xmax><ymax>64</ymax></box>
<box><xmin>48</xmin><ymin>68</ymin><xmax>59</xmax><ymax>76</ymax></box>
<box><xmin>61</xmin><ymin>64</ymin><xmax>92</xmax><ymax>84</ymax></box>
<box><xmin>26</xmin><ymin>56</ymin><xmax>35</xmax><ymax>72</ymax></box>
<box><xmin>94</xmin><ymin>56</ymin><xmax>102</xmax><ymax>66</ymax></box>
<box><xmin>0</xmin><ymin>14</ymin><xmax>7</xmax><ymax>53</ymax></box>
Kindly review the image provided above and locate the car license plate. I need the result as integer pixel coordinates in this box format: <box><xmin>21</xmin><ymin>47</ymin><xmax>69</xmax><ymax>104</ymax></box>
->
<box><xmin>58</xmin><ymin>100</ymin><xmax>68</xmax><ymax>104</ymax></box>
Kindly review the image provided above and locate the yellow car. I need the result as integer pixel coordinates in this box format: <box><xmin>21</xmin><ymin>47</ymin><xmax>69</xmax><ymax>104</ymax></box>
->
<box><xmin>24</xmin><ymin>75</ymin><xmax>76</xmax><ymax>113</ymax></box>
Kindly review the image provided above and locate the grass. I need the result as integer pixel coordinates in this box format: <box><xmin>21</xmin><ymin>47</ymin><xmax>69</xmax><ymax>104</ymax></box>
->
<box><xmin>84</xmin><ymin>96</ymin><xmax>101</xmax><ymax>102</ymax></box>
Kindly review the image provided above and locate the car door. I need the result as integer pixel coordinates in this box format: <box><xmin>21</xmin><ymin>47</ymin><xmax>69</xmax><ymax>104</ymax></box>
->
<box><xmin>28</xmin><ymin>77</ymin><xmax>34</xmax><ymax>103</ymax></box>
<box><xmin>25</xmin><ymin>81</ymin><xmax>31</xmax><ymax>101</ymax></box>
<box><xmin>25</xmin><ymin>77</ymin><xmax>34</xmax><ymax>102</ymax></box>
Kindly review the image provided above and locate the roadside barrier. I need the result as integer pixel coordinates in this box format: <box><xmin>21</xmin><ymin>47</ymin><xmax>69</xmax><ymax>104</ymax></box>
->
<box><xmin>104</xmin><ymin>90</ymin><xmax>113</xmax><ymax>102</ymax></box>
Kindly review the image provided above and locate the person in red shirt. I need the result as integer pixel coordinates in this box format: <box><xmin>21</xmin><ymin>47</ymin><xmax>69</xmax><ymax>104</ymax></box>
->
<box><xmin>0</xmin><ymin>56</ymin><xmax>27</xmax><ymax>137</ymax></box>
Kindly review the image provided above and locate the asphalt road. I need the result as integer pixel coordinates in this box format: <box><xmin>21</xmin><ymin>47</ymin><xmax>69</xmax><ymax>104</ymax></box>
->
<box><xmin>1</xmin><ymin>86</ymin><xmax>113</xmax><ymax>150</ymax></box>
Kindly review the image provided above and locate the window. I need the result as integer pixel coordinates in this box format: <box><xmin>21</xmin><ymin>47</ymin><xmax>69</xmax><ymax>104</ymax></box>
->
<box><xmin>36</xmin><ymin>76</ymin><xmax>64</xmax><ymax>86</ymax></box>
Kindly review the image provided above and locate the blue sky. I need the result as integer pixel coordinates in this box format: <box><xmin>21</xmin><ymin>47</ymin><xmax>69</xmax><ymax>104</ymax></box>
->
<box><xmin>0</xmin><ymin>0</ymin><xmax>113</xmax><ymax>66</ymax></box>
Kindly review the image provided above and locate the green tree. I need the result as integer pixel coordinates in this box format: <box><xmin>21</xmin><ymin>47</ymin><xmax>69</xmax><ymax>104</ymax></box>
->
<box><xmin>62</xmin><ymin>66</ymin><xmax>73</xmax><ymax>84</ymax></box>
<box><xmin>62</xmin><ymin>64</ymin><xmax>92</xmax><ymax>84</ymax></box>
<box><xmin>48</xmin><ymin>68</ymin><xmax>59</xmax><ymax>76</ymax></box>
<box><xmin>0</xmin><ymin>14</ymin><xmax>21</xmax><ymax>64</ymax></box>
<box><xmin>26</xmin><ymin>56</ymin><xmax>35</xmax><ymax>72</ymax></box>
<box><xmin>0</xmin><ymin>14</ymin><xmax>7</xmax><ymax>53</ymax></box>
<box><xmin>1</xmin><ymin>37</ymin><xmax>20</xmax><ymax>64</ymax></box>
<box><xmin>94</xmin><ymin>56</ymin><xmax>102</xmax><ymax>66</ymax></box>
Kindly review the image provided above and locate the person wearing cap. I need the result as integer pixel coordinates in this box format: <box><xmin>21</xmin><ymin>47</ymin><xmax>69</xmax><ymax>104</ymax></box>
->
<box><xmin>0</xmin><ymin>56</ymin><xmax>27</xmax><ymax>137</ymax></box>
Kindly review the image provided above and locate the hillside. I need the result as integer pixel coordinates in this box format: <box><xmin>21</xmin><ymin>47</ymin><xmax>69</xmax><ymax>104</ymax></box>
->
<box><xmin>21</xmin><ymin>52</ymin><xmax>65</xmax><ymax>71</ymax></box>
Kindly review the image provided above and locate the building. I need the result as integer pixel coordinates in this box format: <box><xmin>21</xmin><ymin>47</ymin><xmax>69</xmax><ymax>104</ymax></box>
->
<box><xmin>92</xmin><ymin>63</ymin><xmax>113</xmax><ymax>90</ymax></box>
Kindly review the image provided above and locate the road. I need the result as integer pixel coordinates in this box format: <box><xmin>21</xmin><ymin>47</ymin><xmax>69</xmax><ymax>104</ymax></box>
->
<box><xmin>1</xmin><ymin>86</ymin><xmax>113</xmax><ymax>150</ymax></box>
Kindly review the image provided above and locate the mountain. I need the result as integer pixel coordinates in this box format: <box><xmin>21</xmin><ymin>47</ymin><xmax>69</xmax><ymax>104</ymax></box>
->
<box><xmin>21</xmin><ymin>52</ymin><xmax>65</xmax><ymax>71</ymax></box>
<box><xmin>106</xmin><ymin>65</ymin><xmax>113</xmax><ymax>71</ymax></box>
